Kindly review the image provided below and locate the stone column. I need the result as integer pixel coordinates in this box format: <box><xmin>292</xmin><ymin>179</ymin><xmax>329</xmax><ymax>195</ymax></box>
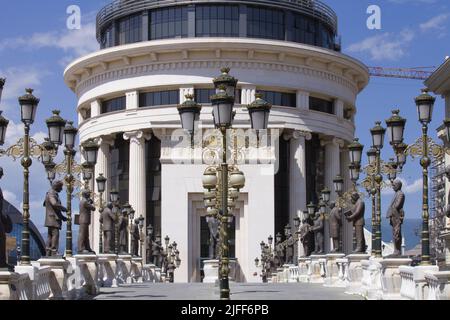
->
<box><xmin>92</xmin><ymin>136</ymin><xmax>115</xmax><ymax>253</ymax></box>
<box><xmin>180</xmin><ymin>87</ymin><xmax>194</xmax><ymax>103</ymax></box>
<box><xmin>296</xmin><ymin>91</ymin><xmax>309</xmax><ymax>110</ymax></box>
<box><xmin>321</xmin><ymin>137</ymin><xmax>344</xmax><ymax>253</ymax></box>
<box><xmin>90</xmin><ymin>99</ymin><xmax>101</xmax><ymax>117</ymax></box>
<box><xmin>123</xmin><ymin>131</ymin><xmax>151</xmax><ymax>261</ymax></box>
<box><xmin>126</xmin><ymin>91</ymin><xmax>139</xmax><ymax>110</ymax></box>
<box><xmin>241</xmin><ymin>85</ymin><xmax>256</xmax><ymax>104</ymax></box>
<box><xmin>334</xmin><ymin>99</ymin><xmax>344</xmax><ymax>118</ymax></box>
<box><xmin>284</xmin><ymin>130</ymin><xmax>311</xmax><ymax>258</ymax></box>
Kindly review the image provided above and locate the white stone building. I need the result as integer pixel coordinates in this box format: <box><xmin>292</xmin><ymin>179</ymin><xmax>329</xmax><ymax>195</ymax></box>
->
<box><xmin>64</xmin><ymin>0</ymin><xmax>369</xmax><ymax>282</ymax></box>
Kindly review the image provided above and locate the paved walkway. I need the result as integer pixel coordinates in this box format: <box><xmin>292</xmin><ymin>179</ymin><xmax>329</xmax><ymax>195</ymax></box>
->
<box><xmin>93</xmin><ymin>282</ymin><xmax>363</xmax><ymax>300</ymax></box>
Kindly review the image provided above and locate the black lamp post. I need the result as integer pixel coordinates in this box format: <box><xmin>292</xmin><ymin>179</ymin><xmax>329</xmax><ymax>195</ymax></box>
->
<box><xmin>96</xmin><ymin>174</ymin><xmax>107</xmax><ymax>254</ymax></box>
<box><xmin>138</xmin><ymin>215</ymin><xmax>144</xmax><ymax>257</ymax></box>
<box><xmin>177</xmin><ymin>94</ymin><xmax>202</xmax><ymax>141</ymax></box>
<box><xmin>110</xmin><ymin>189</ymin><xmax>120</xmax><ymax>254</ymax></box>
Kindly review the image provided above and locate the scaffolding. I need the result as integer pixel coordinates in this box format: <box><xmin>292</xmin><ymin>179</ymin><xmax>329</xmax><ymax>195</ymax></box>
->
<box><xmin>430</xmin><ymin>158</ymin><xmax>447</xmax><ymax>264</ymax></box>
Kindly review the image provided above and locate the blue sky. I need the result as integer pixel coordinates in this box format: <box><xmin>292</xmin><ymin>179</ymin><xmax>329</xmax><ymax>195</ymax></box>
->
<box><xmin>0</xmin><ymin>0</ymin><xmax>449</xmax><ymax>246</ymax></box>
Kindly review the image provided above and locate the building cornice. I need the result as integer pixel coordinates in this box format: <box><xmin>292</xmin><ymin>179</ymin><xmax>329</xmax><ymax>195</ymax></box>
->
<box><xmin>425</xmin><ymin>58</ymin><xmax>450</xmax><ymax>96</ymax></box>
<box><xmin>64</xmin><ymin>38</ymin><xmax>369</xmax><ymax>95</ymax></box>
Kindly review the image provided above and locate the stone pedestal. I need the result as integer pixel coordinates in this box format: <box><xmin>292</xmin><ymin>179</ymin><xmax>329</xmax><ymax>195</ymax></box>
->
<box><xmin>379</xmin><ymin>258</ymin><xmax>412</xmax><ymax>300</ymax></box>
<box><xmin>0</xmin><ymin>271</ymin><xmax>19</xmax><ymax>300</ymax></box>
<box><xmin>441</xmin><ymin>232</ymin><xmax>450</xmax><ymax>267</ymax></box>
<box><xmin>425</xmin><ymin>271</ymin><xmax>450</xmax><ymax>300</ymax></box>
<box><xmin>276</xmin><ymin>268</ymin><xmax>284</xmax><ymax>282</ymax></box>
<box><xmin>309</xmin><ymin>255</ymin><xmax>327</xmax><ymax>283</ymax></box>
<box><xmin>131</xmin><ymin>257</ymin><xmax>144</xmax><ymax>283</ymax></box>
<box><xmin>143</xmin><ymin>263</ymin><xmax>156</xmax><ymax>282</ymax></box>
<box><xmin>38</xmin><ymin>258</ymin><xmax>74</xmax><ymax>300</ymax></box>
<box><xmin>97</xmin><ymin>254</ymin><xmax>118</xmax><ymax>287</ymax></box>
<box><xmin>335</xmin><ymin>258</ymin><xmax>349</xmax><ymax>287</ymax></box>
<box><xmin>344</xmin><ymin>253</ymin><xmax>370</xmax><ymax>295</ymax></box>
<box><xmin>399</xmin><ymin>265</ymin><xmax>439</xmax><ymax>300</ymax></box>
<box><xmin>154</xmin><ymin>267</ymin><xmax>162</xmax><ymax>282</ymax></box>
<box><xmin>298</xmin><ymin>257</ymin><xmax>310</xmax><ymax>283</ymax></box>
<box><xmin>203</xmin><ymin>259</ymin><xmax>219</xmax><ymax>283</ymax></box>
<box><xmin>116</xmin><ymin>254</ymin><xmax>133</xmax><ymax>284</ymax></box>
<box><xmin>324</xmin><ymin>253</ymin><xmax>346</xmax><ymax>287</ymax></box>
<box><xmin>72</xmin><ymin>254</ymin><xmax>99</xmax><ymax>297</ymax></box>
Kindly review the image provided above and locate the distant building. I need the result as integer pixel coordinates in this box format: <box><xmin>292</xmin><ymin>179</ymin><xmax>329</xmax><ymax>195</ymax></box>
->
<box><xmin>425</xmin><ymin>57</ymin><xmax>450</xmax><ymax>267</ymax></box>
<box><xmin>64</xmin><ymin>0</ymin><xmax>369</xmax><ymax>282</ymax></box>
<box><xmin>3</xmin><ymin>200</ymin><xmax>46</xmax><ymax>265</ymax></box>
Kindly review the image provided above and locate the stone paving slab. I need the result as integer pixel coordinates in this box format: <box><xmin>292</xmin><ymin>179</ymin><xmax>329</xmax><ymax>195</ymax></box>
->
<box><xmin>93</xmin><ymin>283</ymin><xmax>363</xmax><ymax>300</ymax></box>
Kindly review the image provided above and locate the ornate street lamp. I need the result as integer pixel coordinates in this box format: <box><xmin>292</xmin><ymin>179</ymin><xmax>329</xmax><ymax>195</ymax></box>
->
<box><xmin>17</xmin><ymin>88</ymin><xmax>39</xmax><ymax>265</ymax></box>
<box><xmin>82</xmin><ymin>139</ymin><xmax>99</xmax><ymax>167</ymax></box>
<box><xmin>45</xmin><ymin>110</ymin><xmax>66</xmax><ymax>146</ymax></box>
<box><xmin>45</xmin><ymin>160</ymin><xmax>56</xmax><ymax>185</ymax></box>
<box><xmin>110</xmin><ymin>189</ymin><xmax>120</xmax><ymax>254</ymax></box>
<box><xmin>333</xmin><ymin>175</ymin><xmax>344</xmax><ymax>195</ymax></box>
<box><xmin>307</xmin><ymin>202</ymin><xmax>316</xmax><ymax>218</ymax></box>
<box><xmin>41</xmin><ymin>138</ymin><xmax>56</xmax><ymax>166</ymax></box>
<box><xmin>0</xmin><ymin>111</ymin><xmax>9</xmax><ymax>146</ymax></box>
<box><xmin>213</xmin><ymin>67</ymin><xmax>238</xmax><ymax>97</ymax></box>
<box><xmin>96</xmin><ymin>174</ymin><xmax>107</xmax><ymax>253</ymax></box>
<box><xmin>371</xmin><ymin>121</ymin><xmax>386</xmax><ymax>150</ymax></box>
<box><xmin>268</xmin><ymin>235</ymin><xmax>273</xmax><ymax>246</ymax></box>
<box><xmin>394</xmin><ymin>142</ymin><xmax>408</xmax><ymax>171</ymax></box>
<box><xmin>177</xmin><ymin>94</ymin><xmax>202</xmax><ymax>136</ymax></box>
<box><xmin>247</xmin><ymin>93</ymin><xmax>272</xmax><ymax>131</ymax></box>
<box><xmin>276</xmin><ymin>232</ymin><xmax>282</xmax><ymax>244</ymax></box>
<box><xmin>348</xmin><ymin>138</ymin><xmax>364</xmax><ymax>166</ymax></box>
<box><xmin>415</xmin><ymin>88</ymin><xmax>435</xmax><ymax>124</ymax></box>
<box><xmin>81</xmin><ymin>162</ymin><xmax>94</xmax><ymax>190</ymax></box>
<box><xmin>349</xmin><ymin>163</ymin><xmax>361</xmax><ymax>184</ymax></box>
<box><xmin>211</xmin><ymin>85</ymin><xmax>234</xmax><ymax>129</ymax></box>
<box><xmin>367</xmin><ymin>147</ymin><xmax>377</xmax><ymax>166</ymax></box>
<box><xmin>386</xmin><ymin>158</ymin><xmax>398</xmax><ymax>183</ymax></box>
<box><xmin>139</xmin><ymin>215</ymin><xmax>145</xmax><ymax>257</ymax></box>
<box><xmin>321</xmin><ymin>187</ymin><xmax>331</xmax><ymax>204</ymax></box>
<box><xmin>385</xmin><ymin>109</ymin><xmax>406</xmax><ymax>147</ymax></box>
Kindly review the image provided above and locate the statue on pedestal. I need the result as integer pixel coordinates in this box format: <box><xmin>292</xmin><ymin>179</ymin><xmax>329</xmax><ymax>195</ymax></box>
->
<box><xmin>299</xmin><ymin>219</ymin><xmax>313</xmax><ymax>257</ymax></box>
<box><xmin>44</xmin><ymin>180</ymin><xmax>67</xmax><ymax>256</ymax></box>
<box><xmin>131</xmin><ymin>218</ymin><xmax>140</xmax><ymax>256</ymax></box>
<box><xmin>118</xmin><ymin>209</ymin><xmax>129</xmax><ymax>254</ymax></box>
<box><xmin>206</xmin><ymin>216</ymin><xmax>219</xmax><ymax>259</ymax></box>
<box><xmin>386</xmin><ymin>180</ymin><xmax>405</xmax><ymax>256</ymax></box>
<box><xmin>77</xmin><ymin>190</ymin><xmax>96</xmax><ymax>254</ymax></box>
<box><xmin>0</xmin><ymin>168</ymin><xmax>13</xmax><ymax>270</ymax></box>
<box><xmin>274</xmin><ymin>235</ymin><xmax>285</xmax><ymax>267</ymax></box>
<box><xmin>152</xmin><ymin>240</ymin><xmax>162</xmax><ymax>266</ymax></box>
<box><xmin>311</xmin><ymin>212</ymin><xmax>324</xmax><ymax>254</ymax></box>
<box><xmin>344</xmin><ymin>192</ymin><xmax>366</xmax><ymax>253</ymax></box>
<box><xmin>329</xmin><ymin>202</ymin><xmax>343</xmax><ymax>253</ymax></box>
<box><xmin>100</xmin><ymin>202</ymin><xmax>115</xmax><ymax>253</ymax></box>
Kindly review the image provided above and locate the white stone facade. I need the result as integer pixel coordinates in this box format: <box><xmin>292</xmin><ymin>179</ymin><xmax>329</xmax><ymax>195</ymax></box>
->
<box><xmin>64</xmin><ymin>37</ymin><xmax>369</xmax><ymax>283</ymax></box>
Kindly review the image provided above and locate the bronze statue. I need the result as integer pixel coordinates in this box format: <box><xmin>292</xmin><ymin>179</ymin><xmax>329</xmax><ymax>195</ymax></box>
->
<box><xmin>345</xmin><ymin>192</ymin><xmax>366</xmax><ymax>253</ymax></box>
<box><xmin>329</xmin><ymin>202</ymin><xmax>342</xmax><ymax>253</ymax></box>
<box><xmin>311</xmin><ymin>212</ymin><xmax>324</xmax><ymax>254</ymax></box>
<box><xmin>275</xmin><ymin>238</ymin><xmax>285</xmax><ymax>266</ymax></box>
<box><xmin>44</xmin><ymin>180</ymin><xmax>67</xmax><ymax>256</ymax></box>
<box><xmin>118</xmin><ymin>209</ymin><xmax>129</xmax><ymax>254</ymax></box>
<box><xmin>387</xmin><ymin>180</ymin><xmax>405</xmax><ymax>256</ymax></box>
<box><xmin>207</xmin><ymin>216</ymin><xmax>219</xmax><ymax>259</ymax></box>
<box><xmin>152</xmin><ymin>240</ymin><xmax>162</xmax><ymax>266</ymax></box>
<box><xmin>285</xmin><ymin>226</ymin><xmax>296</xmax><ymax>264</ymax></box>
<box><xmin>131</xmin><ymin>218</ymin><xmax>140</xmax><ymax>256</ymax></box>
<box><xmin>299</xmin><ymin>219</ymin><xmax>313</xmax><ymax>257</ymax></box>
<box><xmin>0</xmin><ymin>168</ymin><xmax>13</xmax><ymax>270</ymax></box>
<box><xmin>77</xmin><ymin>190</ymin><xmax>96</xmax><ymax>254</ymax></box>
<box><xmin>100</xmin><ymin>202</ymin><xmax>115</xmax><ymax>253</ymax></box>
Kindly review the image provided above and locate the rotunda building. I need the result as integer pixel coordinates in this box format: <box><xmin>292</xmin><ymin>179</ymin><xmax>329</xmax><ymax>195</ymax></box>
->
<box><xmin>64</xmin><ymin>0</ymin><xmax>369</xmax><ymax>282</ymax></box>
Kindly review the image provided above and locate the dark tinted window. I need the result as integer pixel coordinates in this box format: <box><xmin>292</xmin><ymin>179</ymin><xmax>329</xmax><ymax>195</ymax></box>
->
<box><xmin>248</xmin><ymin>6</ymin><xmax>284</xmax><ymax>40</ymax></box>
<box><xmin>260</xmin><ymin>90</ymin><xmax>296</xmax><ymax>108</ymax></box>
<box><xmin>150</xmin><ymin>7</ymin><xmax>188</xmax><ymax>40</ymax></box>
<box><xmin>119</xmin><ymin>13</ymin><xmax>142</xmax><ymax>44</ymax></box>
<box><xmin>100</xmin><ymin>24</ymin><xmax>114</xmax><ymax>49</ymax></box>
<box><xmin>139</xmin><ymin>90</ymin><xmax>179</xmax><ymax>107</ymax></box>
<box><xmin>293</xmin><ymin>14</ymin><xmax>316</xmax><ymax>45</ymax></box>
<box><xmin>196</xmin><ymin>5</ymin><xmax>239</xmax><ymax>37</ymax></box>
<box><xmin>309</xmin><ymin>97</ymin><xmax>334</xmax><ymax>114</ymax></box>
<box><xmin>101</xmin><ymin>96</ymin><xmax>126</xmax><ymax>114</ymax></box>
<box><xmin>110</xmin><ymin>135</ymin><xmax>130</xmax><ymax>204</ymax></box>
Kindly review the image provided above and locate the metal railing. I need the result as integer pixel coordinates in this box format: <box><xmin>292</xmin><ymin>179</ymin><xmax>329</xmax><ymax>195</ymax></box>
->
<box><xmin>96</xmin><ymin>0</ymin><xmax>338</xmax><ymax>40</ymax></box>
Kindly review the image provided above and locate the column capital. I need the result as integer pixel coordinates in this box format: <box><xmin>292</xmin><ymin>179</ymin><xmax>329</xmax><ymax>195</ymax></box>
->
<box><xmin>97</xmin><ymin>135</ymin><xmax>116</xmax><ymax>147</ymax></box>
<box><xmin>320</xmin><ymin>136</ymin><xmax>345</xmax><ymax>148</ymax></box>
<box><xmin>283</xmin><ymin>129</ymin><xmax>312</xmax><ymax>141</ymax></box>
<box><xmin>123</xmin><ymin>130</ymin><xmax>152</xmax><ymax>145</ymax></box>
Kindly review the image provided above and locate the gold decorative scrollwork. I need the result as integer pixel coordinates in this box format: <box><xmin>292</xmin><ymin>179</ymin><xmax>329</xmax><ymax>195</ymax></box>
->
<box><xmin>0</xmin><ymin>137</ymin><xmax>56</xmax><ymax>161</ymax></box>
<box><xmin>405</xmin><ymin>137</ymin><xmax>447</xmax><ymax>160</ymax></box>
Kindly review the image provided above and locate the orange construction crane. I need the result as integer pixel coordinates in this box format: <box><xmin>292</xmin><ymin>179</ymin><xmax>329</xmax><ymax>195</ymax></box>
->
<box><xmin>368</xmin><ymin>67</ymin><xmax>435</xmax><ymax>80</ymax></box>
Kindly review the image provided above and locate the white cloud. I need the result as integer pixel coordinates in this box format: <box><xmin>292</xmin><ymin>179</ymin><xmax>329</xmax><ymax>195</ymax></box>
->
<box><xmin>420</xmin><ymin>14</ymin><xmax>449</xmax><ymax>38</ymax></box>
<box><xmin>5</xmin><ymin>120</ymin><xmax>47</xmax><ymax>145</ymax></box>
<box><xmin>346</xmin><ymin>29</ymin><xmax>415</xmax><ymax>61</ymax></box>
<box><xmin>0</xmin><ymin>22</ymin><xmax>98</xmax><ymax>65</ymax></box>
